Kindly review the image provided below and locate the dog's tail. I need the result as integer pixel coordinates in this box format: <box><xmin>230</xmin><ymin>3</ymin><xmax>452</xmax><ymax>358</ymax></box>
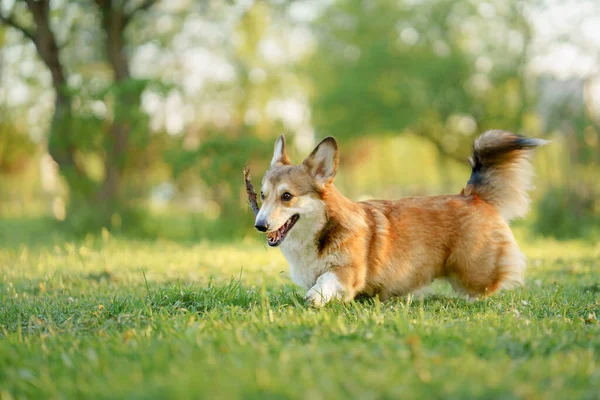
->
<box><xmin>463</xmin><ymin>130</ymin><xmax>548</xmax><ymax>221</ymax></box>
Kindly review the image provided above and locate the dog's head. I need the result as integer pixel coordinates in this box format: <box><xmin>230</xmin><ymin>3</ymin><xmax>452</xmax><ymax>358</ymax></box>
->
<box><xmin>255</xmin><ymin>134</ymin><xmax>339</xmax><ymax>247</ymax></box>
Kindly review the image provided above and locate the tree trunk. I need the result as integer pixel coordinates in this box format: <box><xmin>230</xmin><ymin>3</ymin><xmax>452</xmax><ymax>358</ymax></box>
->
<box><xmin>22</xmin><ymin>0</ymin><xmax>95</xmax><ymax>204</ymax></box>
<box><xmin>25</xmin><ymin>0</ymin><xmax>80</xmax><ymax>179</ymax></box>
<box><xmin>97</xmin><ymin>1</ymin><xmax>134</xmax><ymax>207</ymax></box>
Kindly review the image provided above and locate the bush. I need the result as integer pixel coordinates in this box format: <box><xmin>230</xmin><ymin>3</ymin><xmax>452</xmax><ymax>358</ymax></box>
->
<box><xmin>533</xmin><ymin>186</ymin><xmax>600</xmax><ymax>240</ymax></box>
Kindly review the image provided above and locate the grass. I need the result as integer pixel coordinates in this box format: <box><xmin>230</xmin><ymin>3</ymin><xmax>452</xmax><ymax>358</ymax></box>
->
<box><xmin>1</xmin><ymin>220</ymin><xmax>599</xmax><ymax>400</ymax></box>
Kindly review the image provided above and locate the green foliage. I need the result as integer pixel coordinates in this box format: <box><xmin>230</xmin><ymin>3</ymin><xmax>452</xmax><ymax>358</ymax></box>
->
<box><xmin>2</xmin><ymin>0</ymin><xmax>599</xmax><ymax>242</ymax></box>
<box><xmin>164</xmin><ymin>131</ymin><xmax>273</xmax><ymax>233</ymax></box>
<box><xmin>307</xmin><ymin>0</ymin><xmax>532</xmax><ymax>156</ymax></box>
<box><xmin>529</xmin><ymin>114</ymin><xmax>600</xmax><ymax>240</ymax></box>
<box><xmin>120</xmin><ymin>210</ymin><xmax>255</xmax><ymax>242</ymax></box>
<box><xmin>58</xmin><ymin>204</ymin><xmax>149</xmax><ymax>237</ymax></box>
<box><xmin>0</xmin><ymin>117</ymin><xmax>37</xmax><ymax>174</ymax></box>
<box><xmin>533</xmin><ymin>186</ymin><xmax>600</xmax><ymax>241</ymax></box>
<box><xmin>166</xmin><ymin>133</ymin><xmax>268</xmax><ymax>184</ymax></box>
<box><xmin>0</xmin><ymin>223</ymin><xmax>599</xmax><ymax>398</ymax></box>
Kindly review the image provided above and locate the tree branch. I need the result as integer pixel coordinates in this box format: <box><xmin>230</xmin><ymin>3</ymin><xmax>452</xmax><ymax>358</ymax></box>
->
<box><xmin>124</xmin><ymin>0</ymin><xmax>157</xmax><ymax>26</ymax></box>
<box><xmin>0</xmin><ymin>13</ymin><xmax>36</xmax><ymax>43</ymax></box>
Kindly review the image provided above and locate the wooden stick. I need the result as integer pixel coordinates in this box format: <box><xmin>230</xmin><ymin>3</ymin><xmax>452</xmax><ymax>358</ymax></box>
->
<box><xmin>243</xmin><ymin>165</ymin><xmax>260</xmax><ymax>216</ymax></box>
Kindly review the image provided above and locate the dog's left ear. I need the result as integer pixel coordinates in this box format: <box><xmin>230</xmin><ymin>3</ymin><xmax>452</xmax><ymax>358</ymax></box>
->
<box><xmin>302</xmin><ymin>137</ymin><xmax>339</xmax><ymax>186</ymax></box>
<box><xmin>271</xmin><ymin>134</ymin><xmax>291</xmax><ymax>166</ymax></box>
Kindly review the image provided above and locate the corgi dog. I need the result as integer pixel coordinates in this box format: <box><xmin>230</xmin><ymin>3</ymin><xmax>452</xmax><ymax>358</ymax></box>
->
<box><xmin>254</xmin><ymin>131</ymin><xmax>547</xmax><ymax>306</ymax></box>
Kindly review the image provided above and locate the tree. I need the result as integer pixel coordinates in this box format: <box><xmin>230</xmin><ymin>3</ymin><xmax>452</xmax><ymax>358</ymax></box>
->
<box><xmin>0</xmin><ymin>0</ymin><xmax>157</xmax><ymax>224</ymax></box>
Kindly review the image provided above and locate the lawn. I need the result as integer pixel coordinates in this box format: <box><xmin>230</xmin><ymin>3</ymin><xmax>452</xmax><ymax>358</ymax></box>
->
<box><xmin>1</xmin><ymin>219</ymin><xmax>599</xmax><ymax>399</ymax></box>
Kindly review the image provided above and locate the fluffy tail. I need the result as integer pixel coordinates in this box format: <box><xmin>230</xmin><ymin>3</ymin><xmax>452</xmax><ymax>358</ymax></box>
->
<box><xmin>463</xmin><ymin>130</ymin><xmax>548</xmax><ymax>221</ymax></box>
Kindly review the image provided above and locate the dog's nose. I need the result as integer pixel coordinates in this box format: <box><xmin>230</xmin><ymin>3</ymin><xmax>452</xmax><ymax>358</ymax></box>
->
<box><xmin>254</xmin><ymin>221</ymin><xmax>269</xmax><ymax>232</ymax></box>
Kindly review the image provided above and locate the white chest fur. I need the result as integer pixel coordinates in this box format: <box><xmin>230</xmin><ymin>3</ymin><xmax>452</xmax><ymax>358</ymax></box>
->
<box><xmin>279</xmin><ymin>216</ymin><xmax>351</xmax><ymax>290</ymax></box>
<box><xmin>279</xmin><ymin>211</ymin><xmax>331</xmax><ymax>290</ymax></box>
<box><xmin>281</xmin><ymin>238</ymin><xmax>328</xmax><ymax>290</ymax></box>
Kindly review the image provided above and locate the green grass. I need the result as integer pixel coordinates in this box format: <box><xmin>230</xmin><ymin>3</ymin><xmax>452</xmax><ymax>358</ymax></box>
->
<box><xmin>1</xmin><ymin>221</ymin><xmax>599</xmax><ymax>400</ymax></box>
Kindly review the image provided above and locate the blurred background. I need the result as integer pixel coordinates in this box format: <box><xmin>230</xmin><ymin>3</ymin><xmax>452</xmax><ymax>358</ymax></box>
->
<box><xmin>0</xmin><ymin>0</ymin><xmax>598</xmax><ymax>242</ymax></box>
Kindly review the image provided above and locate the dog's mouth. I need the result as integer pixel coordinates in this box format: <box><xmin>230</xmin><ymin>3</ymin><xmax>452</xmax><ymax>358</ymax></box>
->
<box><xmin>266</xmin><ymin>214</ymin><xmax>299</xmax><ymax>247</ymax></box>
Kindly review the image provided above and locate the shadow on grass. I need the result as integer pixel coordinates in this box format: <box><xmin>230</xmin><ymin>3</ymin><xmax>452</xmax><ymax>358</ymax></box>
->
<box><xmin>144</xmin><ymin>278</ymin><xmax>306</xmax><ymax>314</ymax></box>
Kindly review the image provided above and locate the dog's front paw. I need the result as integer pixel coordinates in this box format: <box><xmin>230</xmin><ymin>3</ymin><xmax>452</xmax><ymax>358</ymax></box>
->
<box><xmin>304</xmin><ymin>288</ymin><xmax>329</xmax><ymax>307</ymax></box>
<box><xmin>304</xmin><ymin>272</ymin><xmax>346</xmax><ymax>307</ymax></box>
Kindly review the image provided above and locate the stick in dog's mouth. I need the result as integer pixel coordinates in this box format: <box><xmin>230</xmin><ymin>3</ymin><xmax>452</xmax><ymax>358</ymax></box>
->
<box><xmin>266</xmin><ymin>214</ymin><xmax>299</xmax><ymax>247</ymax></box>
<box><xmin>243</xmin><ymin>165</ymin><xmax>260</xmax><ymax>216</ymax></box>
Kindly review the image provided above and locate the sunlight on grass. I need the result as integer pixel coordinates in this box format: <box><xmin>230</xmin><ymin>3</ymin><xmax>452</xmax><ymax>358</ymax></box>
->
<box><xmin>1</xmin><ymin>225</ymin><xmax>599</xmax><ymax>399</ymax></box>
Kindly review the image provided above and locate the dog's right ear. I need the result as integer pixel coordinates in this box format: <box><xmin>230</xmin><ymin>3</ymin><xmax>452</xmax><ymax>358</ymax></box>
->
<box><xmin>271</xmin><ymin>134</ymin><xmax>291</xmax><ymax>166</ymax></box>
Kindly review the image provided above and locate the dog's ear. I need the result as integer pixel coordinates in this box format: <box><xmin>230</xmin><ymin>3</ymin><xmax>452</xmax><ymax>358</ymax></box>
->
<box><xmin>302</xmin><ymin>137</ymin><xmax>339</xmax><ymax>186</ymax></box>
<box><xmin>271</xmin><ymin>134</ymin><xmax>291</xmax><ymax>166</ymax></box>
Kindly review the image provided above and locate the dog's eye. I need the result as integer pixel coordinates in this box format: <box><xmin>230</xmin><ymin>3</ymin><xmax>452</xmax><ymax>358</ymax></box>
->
<box><xmin>281</xmin><ymin>192</ymin><xmax>293</xmax><ymax>201</ymax></box>
<box><xmin>260</xmin><ymin>191</ymin><xmax>265</xmax><ymax>200</ymax></box>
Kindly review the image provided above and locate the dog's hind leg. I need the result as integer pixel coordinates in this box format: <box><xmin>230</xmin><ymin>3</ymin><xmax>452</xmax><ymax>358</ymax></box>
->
<box><xmin>447</xmin><ymin>238</ymin><xmax>526</xmax><ymax>298</ymax></box>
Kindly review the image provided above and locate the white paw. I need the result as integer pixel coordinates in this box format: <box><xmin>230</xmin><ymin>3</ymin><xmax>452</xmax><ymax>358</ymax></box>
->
<box><xmin>304</xmin><ymin>287</ymin><xmax>332</xmax><ymax>307</ymax></box>
<box><xmin>304</xmin><ymin>271</ymin><xmax>346</xmax><ymax>307</ymax></box>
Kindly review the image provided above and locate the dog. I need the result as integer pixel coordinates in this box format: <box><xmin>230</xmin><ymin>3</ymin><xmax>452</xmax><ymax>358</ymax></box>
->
<box><xmin>254</xmin><ymin>131</ymin><xmax>547</xmax><ymax>306</ymax></box>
